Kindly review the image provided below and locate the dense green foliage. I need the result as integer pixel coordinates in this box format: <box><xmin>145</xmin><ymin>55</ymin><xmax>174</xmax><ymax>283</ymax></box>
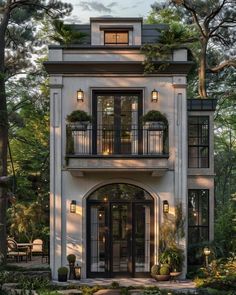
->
<box><xmin>67</xmin><ymin>110</ymin><xmax>91</xmax><ymax>122</ymax></box>
<box><xmin>6</xmin><ymin>68</ymin><xmax>50</xmax><ymax>243</ymax></box>
<box><xmin>146</xmin><ymin>0</ymin><xmax>236</xmax><ymax>259</ymax></box>
<box><xmin>159</xmin><ymin>247</ymin><xmax>184</xmax><ymax>272</ymax></box>
<box><xmin>141</xmin><ymin>110</ymin><xmax>168</xmax><ymax>124</ymax></box>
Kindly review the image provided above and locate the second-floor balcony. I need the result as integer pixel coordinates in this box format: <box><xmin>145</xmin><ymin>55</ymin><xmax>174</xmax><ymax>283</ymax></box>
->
<box><xmin>66</xmin><ymin>124</ymin><xmax>169</xmax><ymax>157</ymax></box>
<box><xmin>65</xmin><ymin>123</ymin><xmax>169</xmax><ymax>176</ymax></box>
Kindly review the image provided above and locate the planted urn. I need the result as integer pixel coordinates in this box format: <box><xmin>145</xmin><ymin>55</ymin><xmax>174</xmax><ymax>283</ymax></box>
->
<box><xmin>66</xmin><ymin>110</ymin><xmax>91</xmax><ymax>130</ymax></box>
<box><xmin>151</xmin><ymin>264</ymin><xmax>170</xmax><ymax>281</ymax></box>
<box><xmin>151</xmin><ymin>264</ymin><xmax>160</xmax><ymax>278</ymax></box>
<box><xmin>159</xmin><ymin>247</ymin><xmax>184</xmax><ymax>272</ymax></box>
<box><xmin>67</xmin><ymin>254</ymin><xmax>76</xmax><ymax>280</ymax></box>
<box><xmin>142</xmin><ymin>110</ymin><xmax>168</xmax><ymax>130</ymax></box>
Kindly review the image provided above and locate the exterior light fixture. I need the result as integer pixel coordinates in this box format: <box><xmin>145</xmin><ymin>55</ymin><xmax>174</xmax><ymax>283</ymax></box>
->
<box><xmin>203</xmin><ymin>247</ymin><xmax>211</xmax><ymax>268</ymax></box>
<box><xmin>77</xmin><ymin>89</ymin><xmax>84</xmax><ymax>102</ymax></box>
<box><xmin>151</xmin><ymin>89</ymin><xmax>159</xmax><ymax>102</ymax></box>
<box><xmin>163</xmin><ymin>200</ymin><xmax>169</xmax><ymax>213</ymax></box>
<box><xmin>70</xmin><ymin>200</ymin><xmax>76</xmax><ymax>213</ymax></box>
<box><xmin>103</xmin><ymin>196</ymin><xmax>108</xmax><ymax>202</ymax></box>
<box><xmin>74</xmin><ymin>264</ymin><xmax>81</xmax><ymax>280</ymax></box>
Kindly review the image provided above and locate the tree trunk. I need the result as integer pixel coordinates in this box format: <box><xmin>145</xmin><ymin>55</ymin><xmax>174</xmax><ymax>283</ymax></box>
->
<box><xmin>0</xmin><ymin>12</ymin><xmax>10</xmax><ymax>264</ymax></box>
<box><xmin>198</xmin><ymin>39</ymin><xmax>208</xmax><ymax>98</ymax></box>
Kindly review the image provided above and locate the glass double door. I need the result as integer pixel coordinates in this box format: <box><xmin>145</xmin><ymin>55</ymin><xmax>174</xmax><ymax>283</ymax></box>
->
<box><xmin>92</xmin><ymin>91</ymin><xmax>143</xmax><ymax>155</ymax></box>
<box><xmin>88</xmin><ymin>201</ymin><xmax>154</xmax><ymax>278</ymax></box>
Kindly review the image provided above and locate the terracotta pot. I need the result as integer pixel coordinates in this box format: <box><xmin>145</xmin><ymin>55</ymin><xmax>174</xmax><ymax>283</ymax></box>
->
<box><xmin>153</xmin><ymin>274</ymin><xmax>170</xmax><ymax>281</ymax></box>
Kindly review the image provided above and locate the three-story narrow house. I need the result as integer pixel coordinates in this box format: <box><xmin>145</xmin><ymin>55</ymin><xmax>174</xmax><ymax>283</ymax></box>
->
<box><xmin>44</xmin><ymin>17</ymin><xmax>216</xmax><ymax>280</ymax></box>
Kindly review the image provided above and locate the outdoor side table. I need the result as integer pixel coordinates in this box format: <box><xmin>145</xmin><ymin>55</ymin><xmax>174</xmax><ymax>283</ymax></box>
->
<box><xmin>170</xmin><ymin>272</ymin><xmax>182</xmax><ymax>282</ymax></box>
<box><xmin>17</xmin><ymin>243</ymin><xmax>33</xmax><ymax>261</ymax></box>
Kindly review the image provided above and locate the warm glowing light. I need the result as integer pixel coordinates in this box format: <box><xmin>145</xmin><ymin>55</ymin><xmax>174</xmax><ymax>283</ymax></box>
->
<box><xmin>163</xmin><ymin>200</ymin><xmax>169</xmax><ymax>213</ymax></box>
<box><xmin>70</xmin><ymin>200</ymin><xmax>76</xmax><ymax>213</ymax></box>
<box><xmin>151</xmin><ymin>89</ymin><xmax>159</xmax><ymax>102</ymax></box>
<box><xmin>204</xmin><ymin>247</ymin><xmax>211</xmax><ymax>256</ymax></box>
<box><xmin>77</xmin><ymin>89</ymin><xmax>84</xmax><ymax>102</ymax></box>
<box><xmin>103</xmin><ymin>196</ymin><xmax>108</xmax><ymax>202</ymax></box>
<box><xmin>74</xmin><ymin>265</ymin><xmax>81</xmax><ymax>280</ymax></box>
<box><xmin>103</xmin><ymin>149</ymin><xmax>111</xmax><ymax>155</ymax></box>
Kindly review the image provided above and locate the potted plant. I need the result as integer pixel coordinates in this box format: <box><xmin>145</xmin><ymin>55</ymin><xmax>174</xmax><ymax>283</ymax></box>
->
<box><xmin>151</xmin><ymin>264</ymin><xmax>170</xmax><ymax>281</ymax></box>
<box><xmin>159</xmin><ymin>246</ymin><xmax>184</xmax><ymax>273</ymax></box>
<box><xmin>151</xmin><ymin>264</ymin><xmax>160</xmax><ymax>278</ymax></box>
<box><xmin>66</xmin><ymin>110</ymin><xmax>91</xmax><ymax>130</ymax></box>
<box><xmin>67</xmin><ymin>254</ymin><xmax>76</xmax><ymax>280</ymax></box>
<box><xmin>141</xmin><ymin>110</ymin><xmax>168</xmax><ymax>130</ymax></box>
<box><xmin>58</xmin><ymin>266</ymin><xmax>68</xmax><ymax>282</ymax></box>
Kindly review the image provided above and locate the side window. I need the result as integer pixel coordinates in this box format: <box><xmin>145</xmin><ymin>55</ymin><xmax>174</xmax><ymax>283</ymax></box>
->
<box><xmin>188</xmin><ymin>116</ymin><xmax>209</xmax><ymax>168</ymax></box>
<box><xmin>188</xmin><ymin>189</ymin><xmax>209</xmax><ymax>265</ymax></box>
<box><xmin>104</xmin><ymin>31</ymin><xmax>129</xmax><ymax>45</ymax></box>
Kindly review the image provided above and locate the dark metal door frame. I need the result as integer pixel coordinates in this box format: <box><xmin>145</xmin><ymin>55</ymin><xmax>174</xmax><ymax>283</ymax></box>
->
<box><xmin>87</xmin><ymin>199</ymin><xmax>154</xmax><ymax>278</ymax></box>
<box><xmin>92</xmin><ymin>90</ymin><xmax>143</xmax><ymax>155</ymax></box>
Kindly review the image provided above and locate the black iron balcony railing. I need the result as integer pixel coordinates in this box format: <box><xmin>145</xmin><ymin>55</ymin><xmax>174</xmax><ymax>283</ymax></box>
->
<box><xmin>66</xmin><ymin>124</ymin><xmax>168</xmax><ymax>156</ymax></box>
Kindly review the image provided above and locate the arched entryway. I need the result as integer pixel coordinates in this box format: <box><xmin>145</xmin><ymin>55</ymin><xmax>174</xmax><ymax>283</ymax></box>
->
<box><xmin>86</xmin><ymin>183</ymin><xmax>154</xmax><ymax>278</ymax></box>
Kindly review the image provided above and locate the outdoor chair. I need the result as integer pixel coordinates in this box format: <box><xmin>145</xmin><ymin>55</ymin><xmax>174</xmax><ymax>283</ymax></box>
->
<box><xmin>32</xmin><ymin>239</ymin><xmax>43</xmax><ymax>256</ymax></box>
<box><xmin>7</xmin><ymin>238</ymin><xmax>29</xmax><ymax>263</ymax></box>
<box><xmin>32</xmin><ymin>239</ymin><xmax>48</xmax><ymax>263</ymax></box>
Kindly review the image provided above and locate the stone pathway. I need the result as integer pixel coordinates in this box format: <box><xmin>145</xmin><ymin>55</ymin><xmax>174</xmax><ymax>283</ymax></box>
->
<box><xmin>54</xmin><ymin>278</ymin><xmax>196</xmax><ymax>293</ymax></box>
<box><xmin>7</xmin><ymin>256</ymin><xmax>49</xmax><ymax>269</ymax></box>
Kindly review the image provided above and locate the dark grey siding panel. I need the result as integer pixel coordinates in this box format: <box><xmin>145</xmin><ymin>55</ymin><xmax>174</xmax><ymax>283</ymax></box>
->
<box><xmin>66</xmin><ymin>23</ymin><xmax>168</xmax><ymax>45</ymax></box>
<box><xmin>142</xmin><ymin>24</ymin><xmax>168</xmax><ymax>44</ymax></box>
<box><xmin>68</xmin><ymin>24</ymin><xmax>91</xmax><ymax>44</ymax></box>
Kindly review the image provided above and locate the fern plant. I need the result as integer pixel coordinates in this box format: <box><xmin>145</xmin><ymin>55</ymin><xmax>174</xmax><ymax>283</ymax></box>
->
<box><xmin>51</xmin><ymin>20</ymin><xmax>87</xmax><ymax>45</ymax></box>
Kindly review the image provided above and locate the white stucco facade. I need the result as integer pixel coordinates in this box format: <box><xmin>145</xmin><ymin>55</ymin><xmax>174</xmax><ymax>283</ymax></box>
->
<box><xmin>46</xmin><ymin>17</ymin><xmax>215</xmax><ymax>280</ymax></box>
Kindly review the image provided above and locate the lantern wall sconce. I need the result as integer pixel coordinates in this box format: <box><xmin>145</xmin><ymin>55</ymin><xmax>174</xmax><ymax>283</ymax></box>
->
<box><xmin>70</xmin><ymin>200</ymin><xmax>76</xmax><ymax>213</ymax></box>
<box><xmin>163</xmin><ymin>200</ymin><xmax>169</xmax><ymax>213</ymax></box>
<box><xmin>77</xmin><ymin>89</ymin><xmax>84</xmax><ymax>102</ymax></box>
<box><xmin>151</xmin><ymin>89</ymin><xmax>159</xmax><ymax>102</ymax></box>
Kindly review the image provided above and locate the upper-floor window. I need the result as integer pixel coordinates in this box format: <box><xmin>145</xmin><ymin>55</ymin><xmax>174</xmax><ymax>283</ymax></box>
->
<box><xmin>188</xmin><ymin>116</ymin><xmax>209</xmax><ymax>168</ymax></box>
<box><xmin>104</xmin><ymin>31</ymin><xmax>129</xmax><ymax>45</ymax></box>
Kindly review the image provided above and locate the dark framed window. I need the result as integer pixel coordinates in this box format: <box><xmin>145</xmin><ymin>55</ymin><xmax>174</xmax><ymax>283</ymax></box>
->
<box><xmin>104</xmin><ymin>31</ymin><xmax>129</xmax><ymax>45</ymax></box>
<box><xmin>188</xmin><ymin>189</ymin><xmax>209</xmax><ymax>245</ymax></box>
<box><xmin>92</xmin><ymin>90</ymin><xmax>143</xmax><ymax>155</ymax></box>
<box><xmin>188</xmin><ymin>116</ymin><xmax>209</xmax><ymax>168</ymax></box>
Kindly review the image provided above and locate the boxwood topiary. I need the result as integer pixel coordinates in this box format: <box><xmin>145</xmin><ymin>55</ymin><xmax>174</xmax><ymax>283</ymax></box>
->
<box><xmin>159</xmin><ymin>265</ymin><xmax>170</xmax><ymax>275</ymax></box>
<box><xmin>57</xmin><ymin>266</ymin><xmax>68</xmax><ymax>275</ymax></box>
<box><xmin>67</xmin><ymin>254</ymin><xmax>76</xmax><ymax>263</ymax></box>
<box><xmin>151</xmin><ymin>264</ymin><xmax>160</xmax><ymax>275</ymax></box>
<box><xmin>141</xmin><ymin>110</ymin><xmax>168</xmax><ymax>124</ymax></box>
<box><xmin>66</xmin><ymin>110</ymin><xmax>91</xmax><ymax>123</ymax></box>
